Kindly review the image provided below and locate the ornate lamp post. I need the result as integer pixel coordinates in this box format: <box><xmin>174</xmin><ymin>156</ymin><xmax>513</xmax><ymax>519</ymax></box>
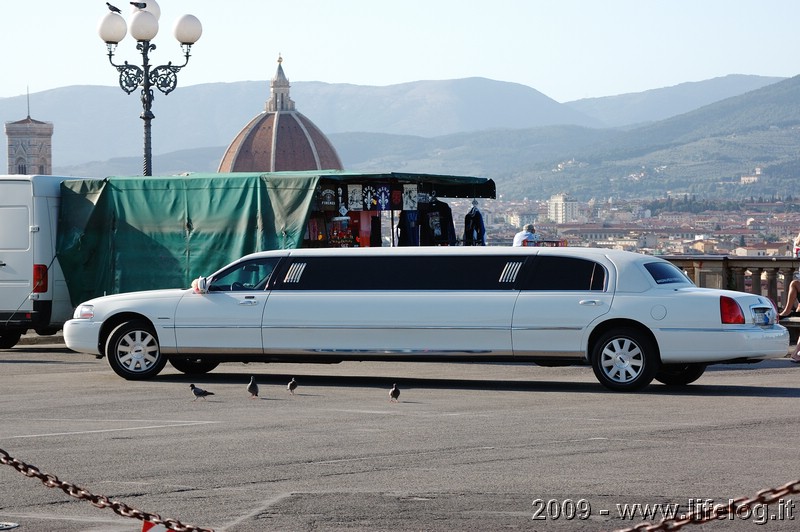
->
<box><xmin>98</xmin><ymin>1</ymin><xmax>202</xmax><ymax>176</ymax></box>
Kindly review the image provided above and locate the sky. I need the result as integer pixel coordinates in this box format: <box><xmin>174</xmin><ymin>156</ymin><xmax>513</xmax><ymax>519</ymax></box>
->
<box><xmin>1</xmin><ymin>0</ymin><xmax>799</xmax><ymax>103</ymax></box>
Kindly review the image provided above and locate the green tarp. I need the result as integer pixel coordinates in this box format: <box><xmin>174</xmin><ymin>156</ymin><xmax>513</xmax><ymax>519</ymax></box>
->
<box><xmin>56</xmin><ymin>171</ymin><xmax>496</xmax><ymax>305</ymax></box>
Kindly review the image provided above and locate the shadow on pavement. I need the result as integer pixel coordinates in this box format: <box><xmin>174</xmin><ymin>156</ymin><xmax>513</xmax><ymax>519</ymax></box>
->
<box><xmin>153</xmin><ymin>371</ymin><xmax>800</xmax><ymax>398</ymax></box>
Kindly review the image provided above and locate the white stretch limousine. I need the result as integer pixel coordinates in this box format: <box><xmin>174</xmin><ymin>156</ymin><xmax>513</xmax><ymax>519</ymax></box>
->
<box><xmin>63</xmin><ymin>247</ymin><xmax>789</xmax><ymax>391</ymax></box>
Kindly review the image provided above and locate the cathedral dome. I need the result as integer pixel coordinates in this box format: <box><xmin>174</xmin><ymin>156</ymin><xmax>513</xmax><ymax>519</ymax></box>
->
<box><xmin>218</xmin><ymin>56</ymin><xmax>344</xmax><ymax>172</ymax></box>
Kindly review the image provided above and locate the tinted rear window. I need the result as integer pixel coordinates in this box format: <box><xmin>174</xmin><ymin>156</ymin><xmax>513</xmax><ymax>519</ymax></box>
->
<box><xmin>644</xmin><ymin>262</ymin><xmax>691</xmax><ymax>285</ymax></box>
<box><xmin>519</xmin><ymin>256</ymin><xmax>606</xmax><ymax>291</ymax></box>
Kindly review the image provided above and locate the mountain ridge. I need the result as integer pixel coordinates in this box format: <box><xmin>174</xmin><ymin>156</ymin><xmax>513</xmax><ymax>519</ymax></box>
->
<box><xmin>2</xmin><ymin>74</ymin><xmax>794</xmax><ymax>201</ymax></box>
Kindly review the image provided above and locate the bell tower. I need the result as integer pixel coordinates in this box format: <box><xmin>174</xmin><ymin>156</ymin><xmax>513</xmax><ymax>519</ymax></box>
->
<box><xmin>5</xmin><ymin>93</ymin><xmax>54</xmax><ymax>174</ymax></box>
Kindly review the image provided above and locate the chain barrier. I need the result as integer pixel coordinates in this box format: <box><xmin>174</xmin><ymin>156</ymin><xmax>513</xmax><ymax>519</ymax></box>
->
<box><xmin>3</xmin><ymin>443</ymin><xmax>798</xmax><ymax>532</ymax></box>
<box><xmin>614</xmin><ymin>479</ymin><xmax>800</xmax><ymax>532</ymax></box>
<box><xmin>0</xmin><ymin>447</ymin><xmax>214</xmax><ymax>532</ymax></box>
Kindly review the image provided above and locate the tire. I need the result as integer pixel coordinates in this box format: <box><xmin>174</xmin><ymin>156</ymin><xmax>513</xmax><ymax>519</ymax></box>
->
<box><xmin>654</xmin><ymin>363</ymin><xmax>706</xmax><ymax>386</ymax></box>
<box><xmin>169</xmin><ymin>357</ymin><xmax>220</xmax><ymax>375</ymax></box>
<box><xmin>104</xmin><ymin>320</ymin><xmax>167</xmax><ymax>380</ymax></box>
<box><xmin>591</xmin><ymin>327</ymin><xmax>659</xmax><ymax>392</ymax></box>
<box><xmin>0</xmin><ymin>331</ymin><xmax>22</xmax><ymax>349</ymax></box>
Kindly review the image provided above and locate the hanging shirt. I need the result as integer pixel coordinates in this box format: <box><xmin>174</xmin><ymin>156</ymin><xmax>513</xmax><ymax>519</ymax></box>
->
<box><xmin>419</xmin><ymin>199</ymin><xmax>457</xmax><ymax>246</ymax></box>
<box><xmin>397</xmin><ymin>210</ymin><xmax>420</xmax><ymax>246</ymax></box>
<box><xmin>463</xmin><ymin>207</ymin><xmax>486</xmax><ymax>246</ymax></box>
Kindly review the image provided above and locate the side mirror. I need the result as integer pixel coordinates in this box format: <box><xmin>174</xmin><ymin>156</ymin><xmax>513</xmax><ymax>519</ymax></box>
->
<box><xmin>191</xmin><ymin>276</ymin><xmax>208</xmax><ymax>294</ymax></box>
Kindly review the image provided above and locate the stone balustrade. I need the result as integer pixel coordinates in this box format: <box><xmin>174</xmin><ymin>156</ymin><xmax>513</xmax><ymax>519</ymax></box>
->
<box><xmin>663</xmin><ymin>255</ymin><xmax>800</xmax><ymax>307</ymax></box>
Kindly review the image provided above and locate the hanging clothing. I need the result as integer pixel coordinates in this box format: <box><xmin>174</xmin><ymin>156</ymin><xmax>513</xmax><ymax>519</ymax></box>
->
<box><xmin>397</xmin><ymin>210</ymin><xmax>420</xmax><ymax>246</ymax></box>
<box><xmin>463</xmin><ymin>207</ymin><xmax>486</xmax><ymax>246</ymax></box>
<box><xmin>419</xmin><ymin>199</ymin><xmax>457</xmax><ymax>246</ymax></box>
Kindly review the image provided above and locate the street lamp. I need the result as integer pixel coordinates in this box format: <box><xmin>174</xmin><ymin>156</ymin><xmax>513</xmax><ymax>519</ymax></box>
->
<box><xmin>98</xmin><ymin>1</ymin><xmax>202</xmax><ymax>176</ymax></box>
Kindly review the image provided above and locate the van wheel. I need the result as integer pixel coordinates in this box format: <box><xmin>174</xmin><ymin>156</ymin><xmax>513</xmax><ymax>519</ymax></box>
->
<box><xmin>104</xmin><ymin>320</ymin><xmax>166</xmax><ymax>380</ymax></box>
<box><xmin>0</xmin><ymin>331</ymin><xmax>22</xmax><ymax>349</ymax></box>
<box><xmin>591</xmin><ymin>327</ymin><xmax>659</xmax><ymax>392</ymax></box>
<box><xmin>654</xmin><ymin>363</ymin><xmax>706</xmax><ymax>386</ymax></box>
<box><xmin>169</xmin><ymin>357</ymin><xmax>220</xmax><ymax>375</ymax></box>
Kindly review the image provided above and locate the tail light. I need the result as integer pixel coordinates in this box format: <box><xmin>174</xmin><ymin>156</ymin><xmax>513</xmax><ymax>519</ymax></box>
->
<box><xmin>33</xmin><ymin>264</ymin><xmax>48</xmax><ymax>293</ymax></box>
<box><xmin>720</xmin><ymin>296</ymin><xmax>745</xmax><ymax>324</ymax></box>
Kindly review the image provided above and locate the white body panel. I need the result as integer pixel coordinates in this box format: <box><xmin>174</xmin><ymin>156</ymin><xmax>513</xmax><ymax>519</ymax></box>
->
<box><xmin>0</xmin><ymin>175</ymin><xmax>91</xmax><ymax>339</ymax></box>
<box><xmin>0</xmin><ymin>180</ymin><xmax>34</xmax><ymax>315</ymax></box>
<box><xmin>263</xmin><ymin>290</ymin><xmax>515</xmax><ymax>356</ymax></box>
<box><xmin>174</xmin><ymin>291</ymin><xmax>269</xmax><ymax>354</ymax></box>
<box><xmin>512</xmin><ymin>290</ymin><xmax>615</xmax><ymax>357</ymax></box>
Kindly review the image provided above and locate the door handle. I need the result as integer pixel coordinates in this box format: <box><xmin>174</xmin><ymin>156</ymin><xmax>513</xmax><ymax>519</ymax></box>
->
<box><xmin>238</xmin><ymin>299</ymin><xmax>259</xmax><ymax>306</ymax></box>
<box><xmin>579</xmin><ymin>300</ymin><xmax>601</xmax><ymax>306</ymax></box>
<box><xmin>0</xmin><ymin>261</ymin><xmax>6</xmax><ymax>267</ymax></box>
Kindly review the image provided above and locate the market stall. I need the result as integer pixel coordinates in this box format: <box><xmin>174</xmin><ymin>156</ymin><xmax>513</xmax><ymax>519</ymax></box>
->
<box><xmin>56</xmin><ymin>171</ymin><xmax>495</xmax><ymax>304</ymax></box>
<box><xmin>302</xmin><ymin>171</ymin><xmax>496</xmax><ymax>248</ymax></box>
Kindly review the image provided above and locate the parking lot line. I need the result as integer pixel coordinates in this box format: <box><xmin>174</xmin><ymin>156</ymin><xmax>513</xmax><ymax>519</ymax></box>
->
<box><xmin>5</xmin><ymin>420</ymin><xmax>217</xmax><ymax>439</ymax></box>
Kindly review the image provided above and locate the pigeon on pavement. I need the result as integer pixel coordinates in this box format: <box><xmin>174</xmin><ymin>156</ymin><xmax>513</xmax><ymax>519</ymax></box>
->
<box><xmin>247</xmin><ymin>376</ymin><xmax>259</xmax><ymax>399</ymax></box>
<box><xmin>389</xmin><ymin>383</ymin><xmax>400</xmax><ymax>402</ymax></box>
<box><xmin>190</xmin><ymin>384</ymin><xmax>214</xmax><ymax>401</ymax></box>
<box><xmin>106</xmin><ymin>2</ymin><xmax>122</xmax><ymax>13</ymax></box>
<box><xmin>287</xmin><ymin>378</ymin><xmax>297</xmax><ymax>395</ymax></box>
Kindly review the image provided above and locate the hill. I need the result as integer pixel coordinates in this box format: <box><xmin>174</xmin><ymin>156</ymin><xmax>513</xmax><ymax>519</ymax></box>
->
<box><xmin>564</xmin><ymin>74</ymin><xmax>784</xmax><ymax>127</ymax></box>
<box><xmin>6</xmin><ymin>74</ymin><xmax>797</xmax><ymax>201</ymax></box>
<box><xmin>2</xmin><ymin>75</ymin><xmax>780</xmax><ymax>168</ymax></box>
<box><xmin>1</xmin><ymin>77</ymin><xmax>600</xmax><ymax>167</ymax></box>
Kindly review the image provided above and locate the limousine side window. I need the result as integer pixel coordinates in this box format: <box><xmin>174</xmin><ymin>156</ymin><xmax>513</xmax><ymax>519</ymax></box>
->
<box><xmin>519</xmin><ymin>256</ymin><xmax>606</xmax><ymax>291</ymax></box>
<box><xmin>208</xmin><ymin>258</ymin><xmax>282</xmax><ymax>291</ymax></box>
<box><xmin>279</xmin><ymin>256</ymin><xmax>525</xmax><ymax>290</ymax></box>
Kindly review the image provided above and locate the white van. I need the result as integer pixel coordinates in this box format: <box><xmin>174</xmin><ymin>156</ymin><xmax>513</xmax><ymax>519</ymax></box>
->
<box><xmin>0</xmin><ymin>175</ymin><xmax>83</xmax><ymax>348</ymax></box>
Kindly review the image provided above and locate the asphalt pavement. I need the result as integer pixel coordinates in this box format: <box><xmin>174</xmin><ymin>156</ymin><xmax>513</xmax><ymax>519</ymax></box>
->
<box><xmin>1</xmin><ymin>343</ymin><xmax>799</xmax><ymax>531</ymax></box>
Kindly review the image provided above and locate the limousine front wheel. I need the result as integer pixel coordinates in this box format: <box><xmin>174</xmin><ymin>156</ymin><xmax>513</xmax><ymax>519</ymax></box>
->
<box><xmin>105</xmin><ymin>320</ymin><xmax>167</xmax><ymax>380</ymax></box>
<box><xmin>591</xmin><ymin>328</ymin><xmax>658</xmax><ymax>392</ymax></box>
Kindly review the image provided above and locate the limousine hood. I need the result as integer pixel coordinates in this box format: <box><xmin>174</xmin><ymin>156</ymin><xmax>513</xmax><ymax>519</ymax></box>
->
<box><xmin>79</xmin><ymin>288</ymin><xmax>191</xmax><ymax>307</ymax></box>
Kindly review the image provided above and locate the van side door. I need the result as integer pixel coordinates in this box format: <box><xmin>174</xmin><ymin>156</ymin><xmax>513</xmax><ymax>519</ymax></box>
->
<box><xmin>0</xmin><ymin>179</ymin><xmax>34</xmax><ymax>321</ymax></box>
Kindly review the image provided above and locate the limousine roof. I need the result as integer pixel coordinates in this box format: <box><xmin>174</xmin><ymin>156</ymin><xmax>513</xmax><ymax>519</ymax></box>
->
<box><xmin>234</xmin><ymin>247</ymin><xmax>679</xmax><ymax>293</ymax></box>
<box><xmin>250</xmin><ymin>245</ymin><xmax>642</xmax><ymax>259</ymax></box>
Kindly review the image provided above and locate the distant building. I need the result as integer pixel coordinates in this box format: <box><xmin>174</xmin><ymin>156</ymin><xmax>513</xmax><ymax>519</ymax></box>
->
<box><xmin>506</xmin><ymin>212</ymin><xmax>537</xmax><ymax>229</ymax></box>
<box><xmin>5</xmin><ymin>114</ymin><xmax>53</xmax><ymax>175</ymax></box>
<box><xmin>740</xmin><ymin>167</ymin><xmax>761</xmax><ymax>185</ymax></box>
<box><xmin>733</xmin><ymin>242</ymin><xmax>783</xmax><ymax>257</ymax></box>
<box><xmin>691</xmin><ymin>239</ymin><xmax>718</xmax><ymax>254</ymax></box>
<box><xmin>547</xmin><ymin>193</ymin><xmax>578</xmax><ymax>224</ymax></box>
<box><xmin>218</xmin><ymin>56</ymin><xmax>343</xmax><ymax>172</ymax></box>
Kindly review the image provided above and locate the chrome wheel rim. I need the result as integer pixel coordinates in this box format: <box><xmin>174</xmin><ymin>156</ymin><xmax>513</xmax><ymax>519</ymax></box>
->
<box><xmin>599</xmin><ymin>337</ymin><xmax>644</xmax><ymax>384</ymax></box>
<box><xmin>115</xmin><ymin>329</ymin><xmax>159</xmax><ymax>374</ymax></box>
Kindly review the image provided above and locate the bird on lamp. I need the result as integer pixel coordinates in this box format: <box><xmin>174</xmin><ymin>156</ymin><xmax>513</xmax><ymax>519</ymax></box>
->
<box><xmin>130</xmin><ymin>2</ymin><xmax>147</xmax><ymax>8</ymax></box>
<box><xmin>106</xmin><ymin>2</ymin><xmax>122</xmax><ymax>13</ymax></box>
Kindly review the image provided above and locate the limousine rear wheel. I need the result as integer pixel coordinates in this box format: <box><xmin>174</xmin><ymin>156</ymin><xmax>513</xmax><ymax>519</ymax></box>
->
<box><xmin>105</xmin><ymin>320</ymin><xmax>167</xmax><ymax>380</ymax></box>
<box><xmin>169</xmin><ymin>357</ymin><xmax>220</xmax><ymax>375</ymax></box>
<box><xmin>591</xmin><ymin>327</ymin><xmax>659</xmax><ymax>392</ymax></box>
